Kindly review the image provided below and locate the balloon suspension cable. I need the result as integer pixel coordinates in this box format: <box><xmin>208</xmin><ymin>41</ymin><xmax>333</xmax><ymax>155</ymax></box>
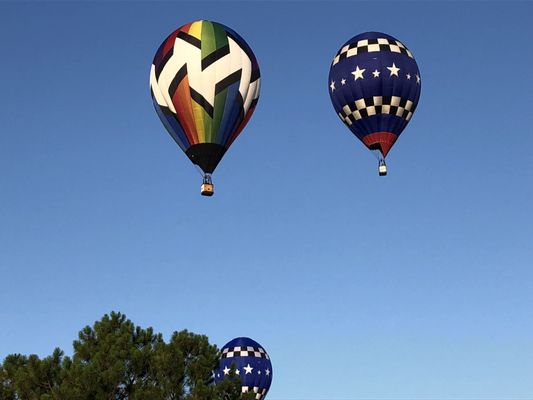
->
<box><xmin>202</xmin><ymin>174</ymin><xmax>213</xmax><ymax>185</ymax></box>
<box><xmin>193</xmin><ymin>164</ymin><xmax>205</xmax><ymax>178</ymax></box>
<box><xmin>370</xmin><ymin>148</ymin><xmax>382</xmax><ymax>160</ymax></box>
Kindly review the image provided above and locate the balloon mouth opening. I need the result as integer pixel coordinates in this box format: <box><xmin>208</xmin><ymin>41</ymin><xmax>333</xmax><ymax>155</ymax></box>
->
<box><xmin>185</xmin><ymin>143</ymin><xmax>227</xmax><ymax>174</ymax></box>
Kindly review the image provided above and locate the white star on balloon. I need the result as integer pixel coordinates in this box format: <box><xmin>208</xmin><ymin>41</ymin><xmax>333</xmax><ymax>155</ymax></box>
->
<box><xmin>235</xmin><ymin>369</ymin><xmax>240</xmax><ymax>375</ymax></box>
<box><xmin>406</xmin><ymin>73</ymin><xmax>411</xmax><ymax>80</ymax></box>
<box><xmin>330</xmin><ymin>81</ymin><xmax>335</xmax><ymax>91</ymax></box>
<box><xmin>341</xmin><ymin>78</ymin><xmax>346</xmax><ymax>85</ymax></box>
<box><xmin>387</xmin><ymin>63</ymin><xmax>400</xmax><ymax>77</ymax></box>
<box><xmin>372</xmin><ymin>69</ymin><xmax>380</xmax><ymax>78</ymax></box>
<box><xmin>244</xmin><ymin>364</ymin><xmax>253</xmax><ymax>374</ymax></box>
<box><xmin>351</xmin><ymin>65</ymin><xmax>366</xmax><ymax>81</ymax></box>
<box><xmin>265</xmin><ymin>368</ymin><xmax>270</xmax><ymax>376</ymax></box>
<box><xmin>258</xmin><ymin>370</ymin><xmax>261</xmax><ymax>375</ymax></box>
<box><xmin>416</xmin><ymin>74</ymin><xmax>421</xmax><ymax>84</ymax></box>
<box><xmin>223</xmin><ymin>366</ymin><xmax>230</xmax><ymax>375</ymax></box>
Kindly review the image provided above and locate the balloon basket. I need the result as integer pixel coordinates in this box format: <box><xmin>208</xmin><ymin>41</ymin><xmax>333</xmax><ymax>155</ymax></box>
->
<box><xmin>201</xmin><ymin>174</ymin><xmax>214</xmax><ymax>196</ymax></box>
<box><xmin>201</xmin><ymin>183</ymin><xmax>214</xmax><ymax>196</ymax></box>
<box><xmin>378</xmin><ymin>160</ymin><xmax>387</xmax><ymax>176</ymax></box>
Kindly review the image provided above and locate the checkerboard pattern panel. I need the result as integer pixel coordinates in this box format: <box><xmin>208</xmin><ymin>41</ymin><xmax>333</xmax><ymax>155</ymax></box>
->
<box><xmin>242</xmin><ymin>386</ymin><xmax>268</xmax><ymax>400</ymax></box>
<box><xmin>338</xmin><ymin>96</ymin><xmax>415</xmax><ymax>125</ymax></box>
<box><xmin>221</xmin><ymin>346</ymin><xmax>270</xmax><ymax>360</ymax></box>
<box><xmin>332</xmin><ymin>38</ymin><xmax>414</xmax><ymax>65</ymax></box>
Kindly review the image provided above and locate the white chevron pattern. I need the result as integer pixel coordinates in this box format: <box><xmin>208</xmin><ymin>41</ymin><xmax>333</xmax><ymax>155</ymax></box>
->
<box><xmin>150</xmin><ymin>34</ymin><xmax>260</xmax><ymax>116</ymax></box>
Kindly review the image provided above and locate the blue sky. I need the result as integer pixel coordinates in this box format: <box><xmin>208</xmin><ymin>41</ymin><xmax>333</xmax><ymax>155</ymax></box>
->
<box><xmin>1</xmin><ymin>1</ymin><xmax>532</xmax><ymax>398</ymax></box>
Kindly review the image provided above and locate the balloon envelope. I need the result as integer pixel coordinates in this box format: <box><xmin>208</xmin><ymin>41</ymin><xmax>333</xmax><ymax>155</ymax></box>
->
<box><xmin>214</xmin><ymin>337</ymin><xmax>272</xmax><ymax>400</ymax></box>
<box><xmin>150</xmin><ymin>20</ymin><xmax>260</xmax><ymax>173</ymax></box>
<box><xmin>328</xmin><ymin>32</ymin><xmax>421</xmax><ymax>158</ymax></box>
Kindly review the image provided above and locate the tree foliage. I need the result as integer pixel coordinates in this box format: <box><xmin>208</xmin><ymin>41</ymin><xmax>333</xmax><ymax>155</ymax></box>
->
<box><xmin>0</xmin><ymin>312</ymin><xmax>254</xmax><ymax>400</ymax></box>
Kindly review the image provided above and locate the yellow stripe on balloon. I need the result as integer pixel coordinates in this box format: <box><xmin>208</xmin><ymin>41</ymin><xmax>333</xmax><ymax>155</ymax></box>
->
<box><xmin>188</xmin><ymin>21</ymin><xmax>205</xmax><ymax>143</ymax></box>
<box><xmin>191</xmin><ymin>100</ymin><xmax>206</xmax><ymax>143</ymax></box>
<box><xmin>188</xmin><ymin>21</ymin><xmax>203</xmax><ymax>41</ymax></box>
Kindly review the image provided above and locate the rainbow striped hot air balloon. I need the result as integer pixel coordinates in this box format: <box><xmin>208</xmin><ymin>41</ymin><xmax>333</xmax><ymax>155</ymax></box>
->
<box><xmin>150</xmin><ymin>20</ymin><xmax>260</xmax><ymax>196</ymax></box>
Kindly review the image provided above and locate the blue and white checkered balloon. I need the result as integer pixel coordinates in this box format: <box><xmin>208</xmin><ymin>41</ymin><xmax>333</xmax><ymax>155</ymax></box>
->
<box><xmin>214</xmin><ymin>337</ymin><xmax>272</xmax><ymax>400</ymax></box>
<box><xmin>328</xmin><ymin>32</ymin><xmax>421</xmax><ymax>160</ymax></box>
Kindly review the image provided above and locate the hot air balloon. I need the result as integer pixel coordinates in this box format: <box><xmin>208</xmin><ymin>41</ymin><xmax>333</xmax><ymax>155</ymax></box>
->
<box><xmin>328</xmin><ymin>32</ymin><xmax>421</xmax><ymax>175</ymax></box>
<box><xmin>150</xmin><ymin>20</ymin><xmax>260</xmax><ymax>196</ymax></box>
<box><xmin>214</xmin><ymin>337</ymin><xmax>272</xmax><ymax>400</ymax></box>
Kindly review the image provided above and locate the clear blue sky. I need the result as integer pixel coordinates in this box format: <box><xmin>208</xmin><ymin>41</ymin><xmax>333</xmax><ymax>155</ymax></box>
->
<box><xmin>1</xmin><ymin>1</ymin><xmax>532</xmax><ymax>398</ymax></box>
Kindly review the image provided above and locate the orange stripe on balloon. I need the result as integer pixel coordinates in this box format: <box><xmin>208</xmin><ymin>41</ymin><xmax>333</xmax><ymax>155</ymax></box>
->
<box><xmin>172</xmin><ymin>74</ymin><xmax>198</xmax><ymax>145</ymax></box>
<box><xmin>179</xmin><ymin>22</ymin><xmax>193</xmax><ymax>34</ymax></box>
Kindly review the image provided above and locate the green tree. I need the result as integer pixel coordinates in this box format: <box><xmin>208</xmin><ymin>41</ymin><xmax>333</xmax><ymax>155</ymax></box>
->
<box><xmin>0</xmin><ymin>349</ymin><xmax>66</xmax><ymax>400</ymax></box>
<box><xmin>0</xmin><ymin>312</ymin><xmax>253</xmax><ymax>400</ymax></box>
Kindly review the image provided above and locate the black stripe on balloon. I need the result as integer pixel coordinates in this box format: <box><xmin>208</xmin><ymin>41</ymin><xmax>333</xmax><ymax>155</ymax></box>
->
<box><xmin>201</xmin><ymin>44</ymin><xmax>230</xmax><ymax>71</ymax></box>
<box><xmin>225</xmin><ymin>31</ymin><xmax>239</xmax><ymax>47</ymax></box>
<box><xmin>168</xmin><ymin>64</ymin><xmax>187</xmax><ymax>98</ymax></box>
<box><xmin>190</xmin><ymin>88</ymin><xmax>214</xmax><ymax>118</ymax></box>
<box><xmin>155</xmin><ymin>46</ymin><xmax>174</xmax><ymax>80</ymax></box>
<box><xmin>251</xmin><ymin>66</ymin><xmax>260</xmax><ymax>82</ymax></box>
<box><xmin>226</xmin><ymin>30</ymin><xmax>255</xmax><ymax>65</ymax></box>
<box><xmin>215</xmin><ymin>69</ymin><xmax>242</xmax><ymax>94</ymax></box>
<box><xmin>177</xmin><ymin>31</ymin><xmax>201</xmax><ymax>49</ymax></box>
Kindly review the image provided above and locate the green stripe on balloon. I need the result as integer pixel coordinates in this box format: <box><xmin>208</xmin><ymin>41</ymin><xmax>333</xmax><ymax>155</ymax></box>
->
<box><xmin>209</xmin><ymin>22</ymin><xmax>230</xmax><ymax>143</ymax></box>
<box><xmin>200</xmin><ymin>21</ymin><xmax>216</xmax><ymax>63</ymax></box>
<box><xmin>212</xmin><ymin>88</ymin><xmax>228</xmax><ymax>143</ymax></box>
<box><xmin>212</xmin><ymin>21</ymin><xmax>229</xmax><ymax>51</ymax></box>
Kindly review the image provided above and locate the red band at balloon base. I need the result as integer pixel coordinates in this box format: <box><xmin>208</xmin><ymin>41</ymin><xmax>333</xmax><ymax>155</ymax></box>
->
<box><xmin>362</xmin><ymin>132</ymin><xmax>398</xmax><ymax>157</ymax></box>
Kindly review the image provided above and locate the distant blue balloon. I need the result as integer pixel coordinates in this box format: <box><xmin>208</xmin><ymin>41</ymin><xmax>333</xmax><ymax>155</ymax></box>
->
<box><xmin>328</xmin><ymin>32</ymin><xmax>421</xmax><ymax>158</ymax></box>
<box><xmin>214</xmin><ymin>337</ymin><xmax>272</xmax><ymax>400</ymax></box>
